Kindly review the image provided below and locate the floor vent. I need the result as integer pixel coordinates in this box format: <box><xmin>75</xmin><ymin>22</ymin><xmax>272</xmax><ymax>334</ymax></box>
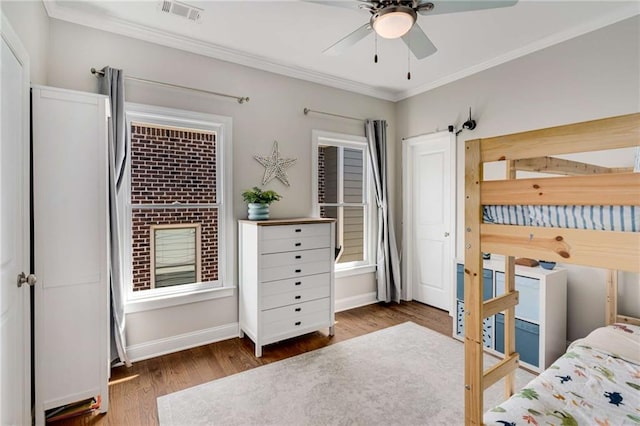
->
<box><xmin>158</xmin><ymin>0</ymin><xmax>203</xmax><ymax>22</ymax></box>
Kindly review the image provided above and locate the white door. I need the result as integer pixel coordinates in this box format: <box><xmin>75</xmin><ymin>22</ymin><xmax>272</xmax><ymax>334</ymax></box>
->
<box><xmin>1</xmin><ymin>13</ymin><xmax>32</xmax><ymax>426</ymax></box>
<box><xmin>403</xmin><ymin>132</ymin><xmax>455</xmax><ymax>312</ymax></box>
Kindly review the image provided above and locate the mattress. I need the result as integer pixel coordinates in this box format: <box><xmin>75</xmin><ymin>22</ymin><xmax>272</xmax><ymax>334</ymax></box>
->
<box><xmin>483</xmin><ymin>205</ymin><xmax>640</xmax><ymax>232</ymax></box>
<box><xmin>484</xmin><ymin>323</ymin><xmax>640</xmax><ymax>425</ymax></box>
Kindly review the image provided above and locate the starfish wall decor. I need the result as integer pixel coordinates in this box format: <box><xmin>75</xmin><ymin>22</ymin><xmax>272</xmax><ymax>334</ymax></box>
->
<box><xmin>254</xmin><ymin>141</ymin><xmax>297</xmax><ymax>187</ymax></box>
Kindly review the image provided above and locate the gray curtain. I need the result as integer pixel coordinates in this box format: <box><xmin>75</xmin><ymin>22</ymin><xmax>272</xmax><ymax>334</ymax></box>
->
<box><xmin>99</xmin><ymin>66</ymin><xmax>131</xmax><ymax>366</ymax></box>
<box><xmin>365</xmin><ymin>119</ymin><xmax>402</xmax><ymax>303</ymax></box>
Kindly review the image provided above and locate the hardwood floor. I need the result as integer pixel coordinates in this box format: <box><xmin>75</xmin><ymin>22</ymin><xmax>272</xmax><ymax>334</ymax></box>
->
<box><xmin>58</xmin><ymin>301</ymin><xmax>451</xmax><ymax>426</ymax></box>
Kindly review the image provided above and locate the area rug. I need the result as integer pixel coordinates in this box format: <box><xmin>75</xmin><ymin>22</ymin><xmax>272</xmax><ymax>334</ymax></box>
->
<box><xmin>157</xmin><ymin>322</ymin><xmax>535</xmax><ymax>425</ymax></box>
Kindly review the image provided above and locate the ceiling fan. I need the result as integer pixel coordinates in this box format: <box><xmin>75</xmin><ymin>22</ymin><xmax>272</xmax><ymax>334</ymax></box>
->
<box><xmin>313</xmin><ymin>0</ymin><xmax>518</xmax><ymax>60</ymax></box>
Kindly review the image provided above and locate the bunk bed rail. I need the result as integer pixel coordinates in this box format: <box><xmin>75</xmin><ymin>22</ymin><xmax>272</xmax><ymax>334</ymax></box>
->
<box><xmin>479</xmin><ymin>113</ymin><xmax>639</xmax><ymax>162</ymax></box>
<box><xmin>481</xmin><ymin>224</ymin><xmax>640</xmax><ymax>272</ymax></box>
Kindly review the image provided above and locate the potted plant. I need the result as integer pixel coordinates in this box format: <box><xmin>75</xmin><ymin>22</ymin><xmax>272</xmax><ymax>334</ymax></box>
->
<box><xmin>241</xmin><ymin>186</ymin><xmax>282</xmax><ymax>220</ymax></box>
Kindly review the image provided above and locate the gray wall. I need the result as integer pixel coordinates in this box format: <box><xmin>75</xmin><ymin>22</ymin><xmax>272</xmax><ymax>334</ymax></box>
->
<box><xmin>396</xmin><ymin>16</ymin><xmax>640</xmax><ymax>340</ymax></box>
<box><xmin>1</xmin><ymin>0</ymin><xmax>49</xmax><ymax>84</ymax></box>
<box><xmin>42</xmin><ymin>18</ymin><xmax>393</xmax><ymax>347</ymax></box>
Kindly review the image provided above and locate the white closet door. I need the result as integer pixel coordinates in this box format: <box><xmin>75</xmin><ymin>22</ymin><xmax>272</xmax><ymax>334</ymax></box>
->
<box><xmin>0</xmin><ymin>13</ymin><xmax>31</xmax><ymax>426</ymax></box>
<box><xmin>403</xmin><ymin>132</ymin><xmax>456</xmax><ymax>312</ymax></box>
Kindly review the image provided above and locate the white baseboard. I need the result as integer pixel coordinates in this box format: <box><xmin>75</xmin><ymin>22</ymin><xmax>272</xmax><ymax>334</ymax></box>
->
<box><xmin>125</xmin><ymin>294</ymin><xmax>378</xmax><ymax>362</ymax></box>
<box><xmin>335</xmin><ymin>291</ymin><xmax>378</xmax><ymax>313</ymax></box>
<box><xmin>126</xmin><ymin>322</ymin><xmax>239</xmax><ymax>363</ymax></box>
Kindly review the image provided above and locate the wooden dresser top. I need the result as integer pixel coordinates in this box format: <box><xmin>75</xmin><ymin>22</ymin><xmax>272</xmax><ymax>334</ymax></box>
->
<box><xmin>238</xmin><ymin>218</ymin><xmax>336</xmax><ymax>226</ymax></box>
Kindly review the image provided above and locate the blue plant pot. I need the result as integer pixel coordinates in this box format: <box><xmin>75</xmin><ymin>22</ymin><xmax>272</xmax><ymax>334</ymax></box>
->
<box><xmin>248</xmin><ymin>203</ymin><xmax>270</xmax><ymax>220</ymax></box>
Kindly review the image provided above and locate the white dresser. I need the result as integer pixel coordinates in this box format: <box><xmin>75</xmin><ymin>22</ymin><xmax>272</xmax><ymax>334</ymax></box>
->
<box><xmin>32</xmin><ymin>86</ymin><xmax>110</xmax><ymax>424</ymax></box>
<box><xmin>238</xmin><ymin>218</ymin><xmax>336</xmax><ymax>357</ymax></box>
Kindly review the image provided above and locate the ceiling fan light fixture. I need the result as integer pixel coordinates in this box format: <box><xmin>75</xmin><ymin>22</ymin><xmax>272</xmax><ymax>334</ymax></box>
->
<box><xmin>371</xmin><ymin>6</ymin><xmax>417</xmax><ymax>39</ymax></box>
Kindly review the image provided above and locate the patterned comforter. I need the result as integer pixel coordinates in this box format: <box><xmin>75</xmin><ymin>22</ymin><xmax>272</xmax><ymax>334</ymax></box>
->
<box><xmin>484</xmin><ymin>323</ymin><xmax>640</xmax><ymax>426</ymax></box>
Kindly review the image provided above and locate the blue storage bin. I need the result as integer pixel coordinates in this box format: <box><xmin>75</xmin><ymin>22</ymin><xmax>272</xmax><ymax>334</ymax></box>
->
<box><xmin>456</xmin><ymin>264</ymin><xmax>492</xmax><ymax>301</ymax></box>
<box><xmin>456</xmin><ymin>300</ymin><xmax>493</xmax><ymax>348</ymax></box>
<box><xmin>456</xmin><ymin>264</ymin><xmax>494</xmax><ymax>349</ymax></box>
<box><xmin>495</xmin><ymin>314</ymin><xmax>540</xmax><ymax>367</ymax></box>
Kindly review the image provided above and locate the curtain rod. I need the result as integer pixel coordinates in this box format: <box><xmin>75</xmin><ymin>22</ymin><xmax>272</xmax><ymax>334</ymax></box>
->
<box><xmin>90</xmin><ymin>68</ymin><xmax>249</xmax><ymax>104</ymax></box>
<box><xmin>402</xmin><ymin>127</ymin><xmax>455</xmax><ymax>140</ymax></box>
<box><xmin>303</xmin><ymin>107</ymin><xmax>366</xmax><ymax>123</ymax></box>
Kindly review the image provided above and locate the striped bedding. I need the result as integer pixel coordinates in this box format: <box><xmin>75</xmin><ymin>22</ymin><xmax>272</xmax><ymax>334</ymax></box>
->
<box><xmin>483</xmin><ymin>205</ymin><xmax>640</xmax><ymax>232</ymax></box>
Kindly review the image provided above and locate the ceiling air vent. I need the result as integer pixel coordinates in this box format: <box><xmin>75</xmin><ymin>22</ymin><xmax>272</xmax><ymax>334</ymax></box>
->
<box><xmin>158</xmin><ymin>0</ymin><xmax>203</xmax><ymax>22</ymax></box>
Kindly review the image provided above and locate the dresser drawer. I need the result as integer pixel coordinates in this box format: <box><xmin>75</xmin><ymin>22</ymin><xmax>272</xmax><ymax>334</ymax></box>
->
<box><xmin>261</xmin><ymin>248</ymin><xmax>331</xmax><ymax>268</ymax></box>
<box><xmin>261</xmin><ymin>223</ymin><xmax>329</xmax><ymax>240</ymax></box>
<box><xmin>262</xmin><ymin>298</ymin><xmax>331</xmax><ymax>338</ymax></box>
<box><xmin>262</xmin><ymin>282</ymin><xmax>330</xmax><ymax>310</ymax></box>
<box><xmin>261</xmin><ymin>261</ymin><xmax>331</xmax><ymax>282</ymax></box>
<box><xmin>262</xmin><ymin>273</ymin><xmax>330</xmax><ymax>297</ymax></box>
<box><xmin>260</xmin><ymin>235</ymin><xmax>330</xmax><ymax>254</ymax></box>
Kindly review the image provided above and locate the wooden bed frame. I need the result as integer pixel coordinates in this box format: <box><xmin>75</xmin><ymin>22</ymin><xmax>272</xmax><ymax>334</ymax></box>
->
<box><xmin>463</xmin><ymin>112</ymin><xmax>640</xmax><ymax>425</ymax></box>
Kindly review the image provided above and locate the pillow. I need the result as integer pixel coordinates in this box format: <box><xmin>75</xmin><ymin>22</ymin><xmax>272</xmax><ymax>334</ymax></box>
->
<box><xmin>571</xmin><ymin>322</ymin><xmax>640</xmax><ymax>365</ymax></box>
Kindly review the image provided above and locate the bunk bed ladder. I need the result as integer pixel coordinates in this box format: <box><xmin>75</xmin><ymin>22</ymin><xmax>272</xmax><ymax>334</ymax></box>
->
<box><xmin>464</xmin><ymin>146</ymin><xmax>521</xmax><ymax>425</ymax></box>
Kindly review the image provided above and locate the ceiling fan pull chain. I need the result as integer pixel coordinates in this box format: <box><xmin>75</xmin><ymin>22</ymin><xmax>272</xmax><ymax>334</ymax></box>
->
<box><xmin>407</xmin><ymin>37</ymin><xmax>411</xmax><ymax>80</ymax></box>
<box><xmin>374</xmin><ymin>33</ymin><xmax>378</xmax><ymax>63</ymax></box>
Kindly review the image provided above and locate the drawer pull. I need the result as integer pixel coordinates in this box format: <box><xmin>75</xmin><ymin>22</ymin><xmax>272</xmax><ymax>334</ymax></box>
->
<box><xmin>295</xmin><ymin>229</ymin><xmax>302</xmax><ymax>233</ymax></box>
<box><xmin>295</xmin><ymin>295</ymin><xmax>301</xmax><ymax>300</ymax></box>
<box><xmin>295</xmin><ymin>321</ymin><xmax>302</xmax><ymax>326</ymax></box>
<box><xmin>295</xmin><ymin>308</ymin><xmax>301</xmax><ymax>312</ymax></box>
<box><xmin>295</xmin><ymin>269</ymin><xmax>302</xmax><ymax>273</ymax></box>
<box><xmin>295</xmin><ymin>242</ymin><xmax>301</xmax><ymax>247</ymax></box>
<box><xmin>295</xmin><ymin>281</ymin><xmax>302</xmax><ymax>286</ymax></box>
<box><xmin>295</xmin><ymin>255</ymin><xmax>302</xmax><ymax>259</ymax></box>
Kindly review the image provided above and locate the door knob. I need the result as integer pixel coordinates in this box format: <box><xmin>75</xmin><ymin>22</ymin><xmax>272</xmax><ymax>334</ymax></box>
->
<box><xmin>17</xmin><ymin>272</ymin><xmax>37</xmax><ymax>288</ymax></box>
<box><xmin>444</xmin><ymin>232</ymin><xmax>450</xmax><ymax>237</ymax></box>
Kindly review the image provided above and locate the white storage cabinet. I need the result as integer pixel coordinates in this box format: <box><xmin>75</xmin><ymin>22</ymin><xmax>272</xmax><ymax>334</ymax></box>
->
<box><xmin>454</xmin><ymin>256</ymin><xmax>567</xmax><ymax>372</ymax></box>
<box><xmin>32</xmin><ymin>86</ymin><xmax>110</xmax><ymax>424</ymax></box>
<box><xmin>239</xmin><ymin>218</ymin><xmax>336</xmax><ymax>357</ymax></box>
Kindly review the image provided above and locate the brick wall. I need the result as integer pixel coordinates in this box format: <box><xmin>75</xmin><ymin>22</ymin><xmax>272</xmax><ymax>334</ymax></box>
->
<box><xmin>130</xmin><ymin>125</ymin><xmax>216</xmax><ymax>204</ymax></box>
<box><xmin>130</xmin><ymin>123</ymin><xmax>218</xmax><ymax>291</ymax></box>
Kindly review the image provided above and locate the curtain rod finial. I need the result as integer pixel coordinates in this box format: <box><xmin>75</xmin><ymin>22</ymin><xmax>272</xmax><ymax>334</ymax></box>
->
<box><xmin>304</xmin><ymin>108</ymin><xmax>310</xmax><ymax>115</ymax></box>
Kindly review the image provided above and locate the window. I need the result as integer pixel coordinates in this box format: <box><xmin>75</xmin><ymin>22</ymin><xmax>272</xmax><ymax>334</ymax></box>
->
<box><xmin>312</xmin><ymin>131</ymin><xmax>375</xmax><ymax>273</ymax></box>
<box><xmin>150</xmin><ymin>224</ymin><xmax>201</xmax><ymax>288</ymax></box>
<box><xmin>123</xmin><ymin>104</ymin><xmax>233</xmax><ymax>308</ymax></box>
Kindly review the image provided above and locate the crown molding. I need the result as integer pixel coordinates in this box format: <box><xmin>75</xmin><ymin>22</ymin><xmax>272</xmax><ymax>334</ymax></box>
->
<box><xmin>394</xmin><ymin>3</ymin><xmax>640</xmax><ymax>101</ymax></box>
<box><xmin>43</xmin><ymin>1</ymin><xmax>398</xmax><ymax>101</ymax></box>
<box><xmin>44</xmin><ymin>1</ymin><xmax>639</xmax><ymax>103</ymax></box>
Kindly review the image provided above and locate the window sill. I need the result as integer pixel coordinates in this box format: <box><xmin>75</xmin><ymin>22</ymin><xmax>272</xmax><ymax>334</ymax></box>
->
<box><xmin>124</xmin><ymin>286</ymin><xmax>236</xmax><ymax>314</ymax></box>
<box><xmin>335</xmin><ymin>265</ymin><xmax>376</xmax><ymax>279</ymax></box>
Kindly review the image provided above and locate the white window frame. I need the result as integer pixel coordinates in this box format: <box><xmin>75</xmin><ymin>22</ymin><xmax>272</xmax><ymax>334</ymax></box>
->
<box><xmin>123</xmin><ymin>103</ymin><xmax>234</xmax><ymax>313</ymax></box>
<box><xmin>311</xmin><ymin>130</ymin><xmax>376</xmax><ymax>277</ymax></box>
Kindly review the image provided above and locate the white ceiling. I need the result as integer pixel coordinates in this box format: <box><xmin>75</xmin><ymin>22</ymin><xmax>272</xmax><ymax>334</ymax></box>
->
<box><xmin>45</xmin><ymin>0</ymin><xmax>640</xmax><ymax>101</ymax></box>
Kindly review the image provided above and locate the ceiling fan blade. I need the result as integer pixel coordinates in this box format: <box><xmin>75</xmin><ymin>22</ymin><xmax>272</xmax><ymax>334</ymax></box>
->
<box><xmin>417</xmin><ymin>0</ymin><xmax>518</xmax><ymax>16</ymax></box>
<box><xmin>303</xmin><ymin>1</ymin><xmax>364</xmax><ymax>11</ymax></box>
<box><xmin>323</xmin><ymin>23</ymin><xmax>372</xmax><ymax>56</ymax></box>
<box><xmin>401</xmin><ymin>24</ymin><xmax>437</xmax><ymax>60</ymax></box>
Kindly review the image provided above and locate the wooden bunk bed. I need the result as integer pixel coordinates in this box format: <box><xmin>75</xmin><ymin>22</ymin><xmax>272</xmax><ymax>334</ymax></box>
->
<box><xmin>463</xmin><ymin>112</ymin><xmax>640</xmax><ymax>425</ymax></box>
